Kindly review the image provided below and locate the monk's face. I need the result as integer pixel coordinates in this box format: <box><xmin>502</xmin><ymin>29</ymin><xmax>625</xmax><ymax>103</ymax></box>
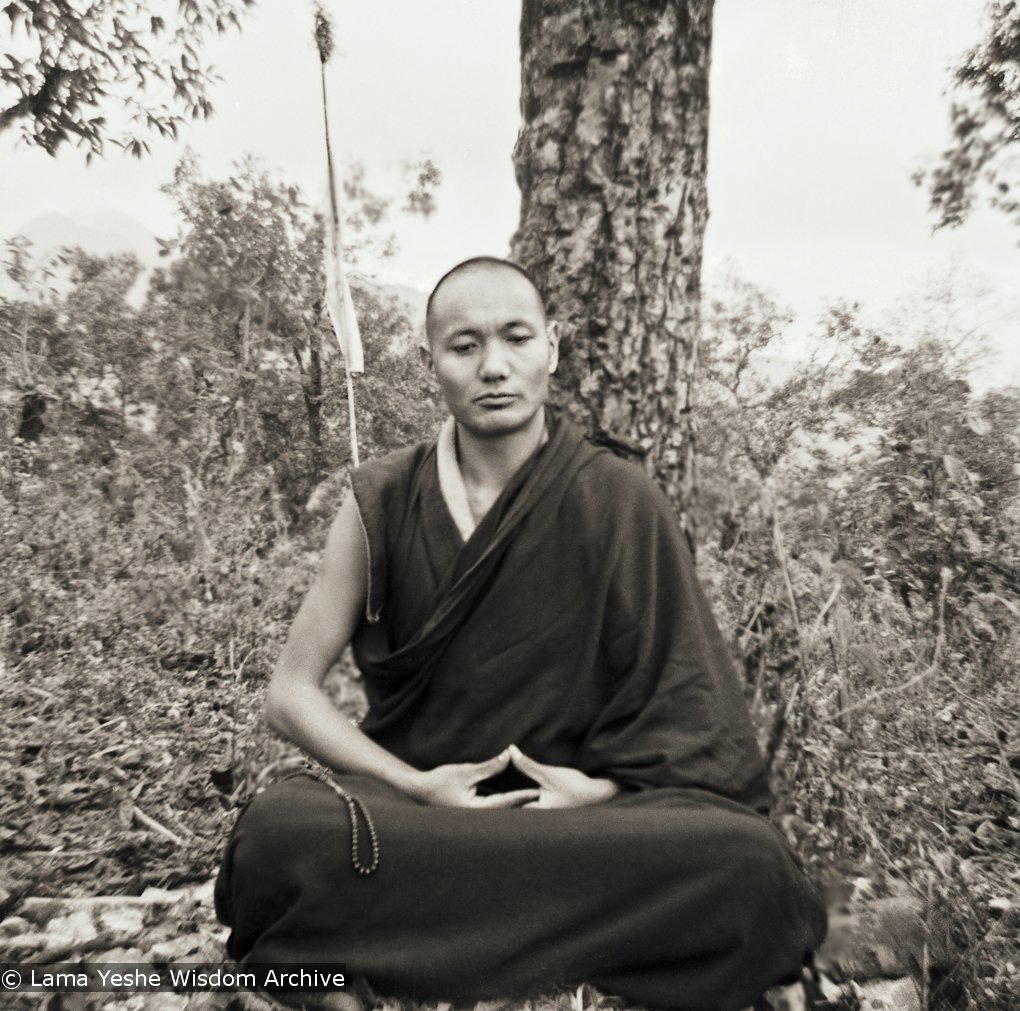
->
<box><xmin>424</xmin><ymin>267</ymin><xmax>558</xmax><ymax>438</ymax></box>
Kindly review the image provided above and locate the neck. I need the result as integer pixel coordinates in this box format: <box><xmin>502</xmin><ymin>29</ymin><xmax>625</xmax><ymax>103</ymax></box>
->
<box><xmin>455</xmin><ymin>410</ymin><xmax>548</xmax><ymax>495</ymax></box>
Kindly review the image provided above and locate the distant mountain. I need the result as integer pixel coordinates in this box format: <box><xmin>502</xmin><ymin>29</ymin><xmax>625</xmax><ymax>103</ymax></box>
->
<box><xmin>1</xmin><ymin>209</ymin><xmax>161</xmax><ymax>303</ymax></box>
<box><xmin>9</xmin><ymin>209</ymin><xmax>162</xmax><ymax>267</ymax></box>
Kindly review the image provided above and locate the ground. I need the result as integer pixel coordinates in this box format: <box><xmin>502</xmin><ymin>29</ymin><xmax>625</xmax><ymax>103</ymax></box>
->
<box><xmin>3</xmin><ymin>649</ymin><xmax>1017</xmax><ymax>1011</ymax></box>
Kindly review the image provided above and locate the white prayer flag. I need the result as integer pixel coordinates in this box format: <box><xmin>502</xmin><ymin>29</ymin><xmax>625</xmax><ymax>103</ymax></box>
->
<box><xmin>323</xmin><ymin>209</ymin><xmax>364</xmax><ymax>374</ymax></box>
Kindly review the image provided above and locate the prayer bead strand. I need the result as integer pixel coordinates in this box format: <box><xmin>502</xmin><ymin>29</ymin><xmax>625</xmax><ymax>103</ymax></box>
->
<box><xmin>339</xmin><ymin>788</ymin><xmax>380</xmax><ymax>876</ymax></box>
<box><xmin>279</xmin><ymin>763</ymin><xmax>380</xmax><ymax>876</ymax></box>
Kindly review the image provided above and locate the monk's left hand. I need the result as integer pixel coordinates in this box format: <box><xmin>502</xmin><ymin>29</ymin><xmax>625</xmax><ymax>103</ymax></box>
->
<box><xmin>507</xmin><ymin>744</ymin><xmax>620</xmax><ymax>809</ymax></box>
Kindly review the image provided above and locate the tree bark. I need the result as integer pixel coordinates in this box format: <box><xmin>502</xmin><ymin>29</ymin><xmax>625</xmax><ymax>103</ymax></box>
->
<box><xmin>511</xmin><ymin>0</ymin><xmax>713</xmax><ymax>534</ymax></box>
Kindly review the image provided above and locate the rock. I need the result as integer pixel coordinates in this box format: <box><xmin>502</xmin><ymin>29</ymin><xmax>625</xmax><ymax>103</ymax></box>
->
<box><xmin>190</xmin><ymin>929</ymin><xmax>230</xmax><ymax>963</ymax></box>
<box><xmin>815</xmin><ymin>894</ymin><xmax>954</xmax><ymax>981</ymax></box>
<box><xmin>19</xmin><ymin>892</ymin><xmax>180</xmax><ymax>923</ymax></box>
<box><xmin>190</xmin><ymin>878</ymin><xmax>216</xmax><ymax>907</ymax></box>
<box><xmin>858</xmin><ymin>976</ymin><xmax>921</xmax><ymax>1011</ymax></box>
<box><xmin>34</xmin><ymin>908</ymin><xmax>100</xmax><ymax>949</ymax></box>
<box><xmin>137</xmin><ymin>886</ymin><xmax>180</xmax><ymax>904</ymax></box>
<box><xmin>815</xmin><ymin>973</ymin><xmax>845</xmax><ymax>1002</ymax></box>
<box><xmin>146</xmin><ymin>933</ymin><xmax>206</xmax><ymax>963</ymax></box>
<box><xmin>152</xmin><ymin>996</ymin><xmax>190</xmax><ymax>1011</ymax></box>
<box><xmin>95</xmin><ymin>945</ymin><xmax>145</xmax><ymax>961</ymax></box>
<box><xmin>760</xmin><ymin>981</ymin><xmax>806</xmax><ymax>1009</ymax></box>
<box><xmin>0</xmin><ymin>929</ymin><xmax>49</xmax><ymax>957</ymax></box>
<box><xmin>96</xmin><ymin>903</ymin><xmax>146</xmax><ymax>937</ymax></box>
<box><xmin>0</xmin><ymin>915</ymin><xmax>32</xmax><ymax>938</ymax></box>
<box><xmin>0</xmin><ymin>877</ymin><xmax>226</xmax><ymax>973</ymax></box>
<box><xmin>470</xmin><ymin>1001</ymin><xmax>514</xmax><ymax>1011</ymax></box>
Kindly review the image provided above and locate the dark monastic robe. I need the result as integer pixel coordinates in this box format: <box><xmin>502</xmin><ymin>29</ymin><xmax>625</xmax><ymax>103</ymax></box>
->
<box><xmin>215</xmin><ymin>414</ymin><xmax>827</xmax><ymax>1011</ymax></box>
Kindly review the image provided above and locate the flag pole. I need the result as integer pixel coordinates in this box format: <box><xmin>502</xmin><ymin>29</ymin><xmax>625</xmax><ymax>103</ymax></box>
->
<box><xmin>344</xmin><ymin>360</ymin><xmax>360</xmax><ymax>468</ymax></box>
<box><xmin>315</xmin><ymin>4</ymin><xmax>360</xmax><ymax>467</ymax></box>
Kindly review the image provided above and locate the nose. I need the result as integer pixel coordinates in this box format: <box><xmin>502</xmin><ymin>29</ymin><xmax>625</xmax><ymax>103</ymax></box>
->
<box><xmin>478</xmin><ymin>340</ymin><xmax>510</xmax><ymax>382</ymax></box>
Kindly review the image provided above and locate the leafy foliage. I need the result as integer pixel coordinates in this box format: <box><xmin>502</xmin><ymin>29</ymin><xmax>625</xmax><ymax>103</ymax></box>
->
<box><xmin>0</xmin><ymin>157</ymin><xmax>440</xmax><ymax>897</ymax></box>
<box><xmin>0</xmin><ymin>0</ymin><xmax>253</xmax><ymax>157</ymax></box>
<box><xmin>921</xmin><ymin>0</ymin><xmax>1020</xmax><ymax>231</ymax></box>
<box><xmin>145</xmin><ymin>153</ymin><xmax>439</xmax><ymax>508</ymax></box>
<box><xmin>696</xmin><ymin>274</ymin><xmax>1020</xmax><ymax>1008</ymax></box>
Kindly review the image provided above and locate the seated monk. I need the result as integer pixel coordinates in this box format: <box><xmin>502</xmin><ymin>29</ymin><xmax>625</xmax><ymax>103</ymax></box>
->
<box><xmin>214</xmin><ymin>257</ymin><xmax>828</xmax><ymax>1011</ymax></box>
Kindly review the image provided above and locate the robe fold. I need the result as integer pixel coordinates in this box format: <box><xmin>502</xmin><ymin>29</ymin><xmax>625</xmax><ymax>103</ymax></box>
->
<box><xmin>215</xmin><ymin>412</ymin><xmax>827</xmax><ymax>1011</ymax></box>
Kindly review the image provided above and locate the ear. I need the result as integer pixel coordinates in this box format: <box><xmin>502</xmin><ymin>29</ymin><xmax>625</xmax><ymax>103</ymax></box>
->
<box><xmin>418</xmin><ymin>342</ymin><xmax>433</xmax><ymax>373</ymax></box>
<box><xmin>546</xmin><ymin>321</ymin><xmax>559</xmax><ymax>375</ymax></box>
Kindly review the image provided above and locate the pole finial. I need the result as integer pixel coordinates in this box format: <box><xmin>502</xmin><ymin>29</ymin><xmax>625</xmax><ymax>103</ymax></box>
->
<box><xmin>314</xmin><ymin>4</ymin><xmax>334</xmax><ymax>64</ymax></box>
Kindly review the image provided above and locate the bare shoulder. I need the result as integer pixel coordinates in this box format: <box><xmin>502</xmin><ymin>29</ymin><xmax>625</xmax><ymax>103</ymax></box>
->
<box><xmin>321</xmin><ymin>493</ymin><xmax>365</xmax><ymax>565</ymax></box>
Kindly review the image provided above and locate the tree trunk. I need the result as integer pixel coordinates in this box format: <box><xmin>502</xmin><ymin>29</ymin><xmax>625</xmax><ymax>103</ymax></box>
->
<box><xmin>226</xmin><ymin>299</ymin><xmax>253</xmax><ymax>481</ymax></box>
<box><xmin>304</xmin><ymin>323</ymin><xmax>325</xmax><ymax>482</ymax></box>
<box><xmin>511</xmin><ymin>0</ymin><xmax>713</xmax><ymax>535</ymax></box>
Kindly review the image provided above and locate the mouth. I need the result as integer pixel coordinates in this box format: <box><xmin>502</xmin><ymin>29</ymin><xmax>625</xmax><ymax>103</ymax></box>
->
<box><xmin>474</xmin><ymin>393</ymin><xmax>519</xmax><ymax>407</ymax></box>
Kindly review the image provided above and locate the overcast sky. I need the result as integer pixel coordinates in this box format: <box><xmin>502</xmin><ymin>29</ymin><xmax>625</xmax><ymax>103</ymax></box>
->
<box><xmin>3</xmin><ymin>0</ymin><xmax>1019</xmax><ymax>388</ymax></box>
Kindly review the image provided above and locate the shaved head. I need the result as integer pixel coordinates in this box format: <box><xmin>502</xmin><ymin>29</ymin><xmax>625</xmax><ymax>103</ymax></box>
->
<box><xmin>425</xmin><ymin>257</ymin><xmax>546</xmax><ymax>346</ymax></box>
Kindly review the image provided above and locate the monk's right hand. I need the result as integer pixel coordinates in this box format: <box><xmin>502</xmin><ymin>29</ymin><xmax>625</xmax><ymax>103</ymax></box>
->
<box><xmin>405</xmin><ymin>749</ymin><xmax>540</xmax><ymax>808</ymax></box>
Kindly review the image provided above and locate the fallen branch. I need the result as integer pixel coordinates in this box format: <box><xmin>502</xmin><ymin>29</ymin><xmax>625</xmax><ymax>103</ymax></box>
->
<box><xmin>824</xmin><ymin>661</ymin><xmax>942</xmax><ymax>723</ymax></box>
<box><xmin>132</xmin><ymin>806</ymin><xmax>189</xmax><ymax>847</ymax></box>
<box><xmin>824</xmin><ymin>568</ymin><xmax>950</xmax><ymax>724</ymax></box>
<box><xmin>809</xmin><ymin>579</ymin><xmax>842</xmax><ymax>639</ymax></box>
